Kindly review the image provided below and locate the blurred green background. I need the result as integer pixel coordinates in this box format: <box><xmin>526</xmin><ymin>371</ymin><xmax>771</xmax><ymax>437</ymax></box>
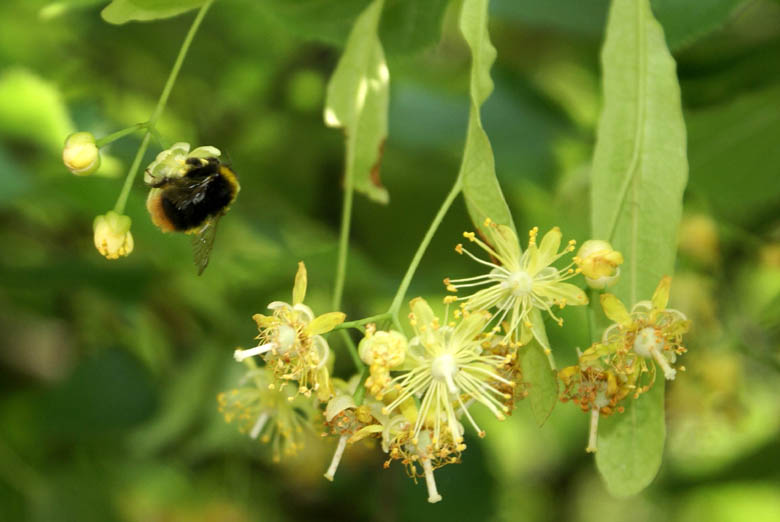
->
<box><xmin>1</xmin><ymin>0</ymin><xmax>779</xmax><ymax>521</ymax></box>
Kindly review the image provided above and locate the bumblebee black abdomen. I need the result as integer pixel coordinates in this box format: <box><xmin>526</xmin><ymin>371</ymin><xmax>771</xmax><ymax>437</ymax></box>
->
<box><xmin>161</xmin><ymin>170</ymin><xmax>236</xmax><ymax>232</ymax></box>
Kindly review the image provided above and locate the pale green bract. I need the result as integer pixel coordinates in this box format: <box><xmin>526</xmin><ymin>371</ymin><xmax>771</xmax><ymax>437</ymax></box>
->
<box><xmin>323</xmin><ymin>0</ymin><xmax>390</xmax><ymax>204</ymax></box>
<box><xmin>457</xmin><ymin>0</ymin><xmax>514</xmax><ymax>237</ymax></box>
<box><xmin>458</xmin><ymin>0</ymin><xmax>562</xmax><ymax>426</ymax></box>
<box><xmin>590</xmin><ymin>0</ymin><xmax>688</xmax><ymax>497</ymax></box>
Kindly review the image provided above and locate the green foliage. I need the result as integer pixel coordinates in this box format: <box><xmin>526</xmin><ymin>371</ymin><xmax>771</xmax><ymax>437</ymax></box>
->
<box><xmin>324</xmin><ymin>0</ymin><xmax>389</xmax><ymax>204</ymax></box>
<box><xmin>458</xmin><ymin>0</ymin><xmax>514</xmax><ymax>234</ymax></box>
<box><xmin>591</xmin><ymin>0</ymin><xmax>688</xmax><ymax>496</ymax></box>
<box><xmin>379</xmin><ymin>0</ymin><xmax>449</xmax><ymax>57</ymax></box>
<box><xmin>687</xmin><ymin>86</ymin><xmax>780</xmax><ymax>226</ymax></box>
<box><xmin>102</xmin><ymin>0</ymin><xmax>206</xmax><ymax>24</ymax></box>
<box><xmin>255</xmin><ymin>0</ymin><xmax>373</xmax><ymax>46</ymax></box>
<box><xmin>520</xmin><ymin>340</ymin><xmax>559</xmax><ymax>426</ymax></box>
<box><xmin>496</xmin><ymin>0</ymin><xmax>749</xmax><ymax>51</ymax></box>
<box><xmin>1</xmin><ymin>0</ymin><xmax>779</xmax><ymax>518</ymax></box>
<box><xmin>0</xmin><ymin>69</ymin><xmax>73</xmax><ymax>150</ymax></box>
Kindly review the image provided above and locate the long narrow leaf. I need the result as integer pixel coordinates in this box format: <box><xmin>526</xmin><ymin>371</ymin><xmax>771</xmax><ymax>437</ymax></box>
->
<box><xmin>591</xmin><ymin>0</ymin><xmax>688</xmax><ymax>496</ymax></box>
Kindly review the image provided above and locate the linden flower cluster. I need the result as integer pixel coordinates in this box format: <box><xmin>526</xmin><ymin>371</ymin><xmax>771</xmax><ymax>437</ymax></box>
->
<box><xmin>233</xmin><ymin>262</ymin><xmax>345</xmax><ymax>400</ymax></box>
<box><xmin>559</xmin><ymin>276</ymin><xmax>690</xmax><ymax>453</ymax></box>
<box><xmin>216</xmin><ymin>217</ymin><xmax>689</xmax><ymax>504</ymax></box>
<box><xmin>445</xmin><ymin>219</ymin><xmax>588</xmax><ymax>364</ymax></box>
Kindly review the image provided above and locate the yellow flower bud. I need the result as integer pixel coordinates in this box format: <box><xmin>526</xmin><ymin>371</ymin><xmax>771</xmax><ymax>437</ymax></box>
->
<box><xmin>63</xmin><ymin>132</ymin><xmax>100</xmax><ymax>175</ymax></box>
<box><xmin>575</xmin><ymin>239</ymin><xmax>624</xmax><ymax>289</ymax></box>
<box><xmin>93</xmin><ymin>211</ymin><xmax>133</xmax><ymax>259</ymax></box>
<box><xmin>359</xmin><ymin>330</ymin><xmax>407</xmax><ymax>399</ymax></box>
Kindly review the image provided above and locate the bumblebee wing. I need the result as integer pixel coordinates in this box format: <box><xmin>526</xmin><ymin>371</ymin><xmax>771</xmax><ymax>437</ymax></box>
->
<box><xmin>164</xmin><ymin>176</ymin><xmax>212</xmax><ymax>210</ymax></box>
<box><xmin>191</xmin><ymin>217</ymin><xmax>220</xmax><ymax>275</ymax></box>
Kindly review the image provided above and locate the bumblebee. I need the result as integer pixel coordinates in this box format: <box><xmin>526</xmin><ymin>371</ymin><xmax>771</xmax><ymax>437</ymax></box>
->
<box><xmin>146</xmin><ymin>156</ymin><xmax>240</xmax><ymax>274</ymax></box>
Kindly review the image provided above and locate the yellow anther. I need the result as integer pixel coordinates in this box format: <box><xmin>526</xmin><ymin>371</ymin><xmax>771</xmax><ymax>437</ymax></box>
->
<box><xmin>443</xmin><ymin>295</ymin><xmax>458</xmax><ymax>304</ymax></box>
<box><xmin>455</xmin><ymin>243</ymin><xmax>464</xmax><ymax>254</ymax></box>
<box><xmin>463</xmin><ymin>231</ymin><xmax>476</xmax><ymax>242</ymax></box>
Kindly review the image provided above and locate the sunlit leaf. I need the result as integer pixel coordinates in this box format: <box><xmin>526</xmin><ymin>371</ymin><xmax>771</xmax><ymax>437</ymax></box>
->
<box><xmin>324</xmin><ymin>0</ymin><xmax>390</xmax><ymax>204</ymax></box>
<box><xmin>521</xmin><ymin>340</ymin><xmax>559</xmax><ymax>426</ymax></box>
<box><xmin>101</xmin><ymin>0</ymin><xmax>205</xmax><ymax>24</ymax></box>
<box><xmin>458</xmin><ymin>0</ymin><xmax>514</xmax><ymax>234</ymax></box>
<box><xmin>591</xmin><ymin>0</ymin><xmax>688</xmax><ymax>496</ymax></box>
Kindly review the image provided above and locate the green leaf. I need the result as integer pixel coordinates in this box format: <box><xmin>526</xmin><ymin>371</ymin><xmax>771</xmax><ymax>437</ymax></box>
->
<box><xmin>520</xmin><ymin>340</ymin><xmax>559</xmax><ymax>426</ymax></box>
<box><xmin>596</xmin><ymin>383</ymin><xmax>665</xmax><ymax>496</ymax></box>
<box><xmin>458</xmin><ymin>0</ymin><xmax>514</xmax><ymax>235</ymax></box>
<box><xmin>324</xmin><ymin>0</ymin><xmax>390</xmax><ymax>204</ymax></box>
<box><xmin>687</xmin><ymin>86</ymin><xmax>780</xmax><ymax>225</ymax></box>
<box><xmin>101</xmin><ymin>0</ymin><xmax>205</xmax><ymax>24</ymax></box>
<box><xmin>591</xmin><ymin>0</ymin><xmax>687</xmax><ymax>496</ymax></box>
<box><xmin>379</xmin><ymin>0</ymin><xmax>449</xmax><ymax>57</ymax></box>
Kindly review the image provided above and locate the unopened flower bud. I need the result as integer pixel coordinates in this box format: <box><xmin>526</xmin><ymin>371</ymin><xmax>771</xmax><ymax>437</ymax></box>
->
<box><xmin>93</xmin><ymin>211</ymin><xmax>133</xmax><ymax>259</ymax></box>
<box><xmin>63</xmin><ymin>131</ymin><xmax>100</xmax><ymax>175</ymax></box>
<box><xmin>575</xmin><ymin>239</ymin><xmax>623</xmax><ymax>289</ymax></box>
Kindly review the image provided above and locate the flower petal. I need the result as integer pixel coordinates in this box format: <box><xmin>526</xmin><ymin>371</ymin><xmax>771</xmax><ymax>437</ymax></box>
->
<box><xmin>293</xmin><ymin>261</ymin><xmax>307</xmax><ymax>305</ymax></box>
<box><xmin>325</xmin><ymin>394</ymin><xmax>356</xmax><ymax>422</ymax></box>
<box><xmin>453</xmin><ymin>310</ymin><xmax>490</xmax><ymax>345</ymax></box>
<box><xmin>488</xmin><ymin>224</ymin><xmax>521</xmax><ymax>268</ymax></box>
<box><xmin>534</xmin><ymin>282</ymin><xmax>588</xmax><ymax>307</ymax></box>
<box><xmin>529</xmin><ymin>308</ymin><xmax>551</xmax><ymax>353</ymax></box>
<box><xmin>600</xmin><ymin>293</ymin><xmax>632</xmax><ymax>326</ymax></box>
<box><xmin>189</xmin><ymin>145</ymin><xmax>221</xmax><ymax>158</ymax></box>
<box><xmin>305</xmin><ymin>312</ymin><xmax>346</xmax><ymax>335</ymax></box>
<box><xmin>536</xmin><ymin>227</ymin><xmax>562</xmax><ymax>270</ymax></box>
<box><xmin>410</xmin><ymin>297</ymin><xmax>436</xmax><ymax>330</ymax></box>
<box><xmin>349</xmin><ymin>425</ymin><xmax>384</xmax><ymax>444</ymax></box>
<box><xmin>651</xmin><ymin>276</ymin><xmax>672</xmax><ymax>312</ymax></box>
<box><xmin>252</xmin><ymin>313</ymin><xmax>276</xmax><ymax>328</ymax></box>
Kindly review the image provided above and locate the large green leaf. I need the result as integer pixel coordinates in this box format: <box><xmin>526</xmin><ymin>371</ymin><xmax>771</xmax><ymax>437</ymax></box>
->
<box><xmin>458</xmin><ymin>0</ymin><xmax>514</xmax><ymax>234</ymax></box>
<box><xmin>591</xmin><ymin>0</ymin><xmax>688</xmax><ymax>496</ymax></box>
<box><xmin>520</xmin><ymin>340</ymin><xmax>559</xmax><ymax>426</ymax></box>
<box><xmin>324</xmin><ymin>0</ymin><xmax>389</xmax><ymax>204</ymax></box>
<box><xmin>101</xmin><ymin>0</ymin><xmax>206</xmax><ymax>24</ymax></box>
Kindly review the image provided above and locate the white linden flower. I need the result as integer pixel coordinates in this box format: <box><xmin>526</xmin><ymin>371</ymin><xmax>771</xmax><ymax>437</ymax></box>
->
<box><xmin>233</xmin><ymin>262</ymin><xmax>345</xmax><ymax>400</ymax></box>
<box><xmin>381</xmin><ymin>297</ymin><xmax>514</xmax><ymax>448</ymax></box>
<box><xmin>446</xmin><ymin>219</ymin><xmax>588</xmax><ymax>361</ymax></box>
